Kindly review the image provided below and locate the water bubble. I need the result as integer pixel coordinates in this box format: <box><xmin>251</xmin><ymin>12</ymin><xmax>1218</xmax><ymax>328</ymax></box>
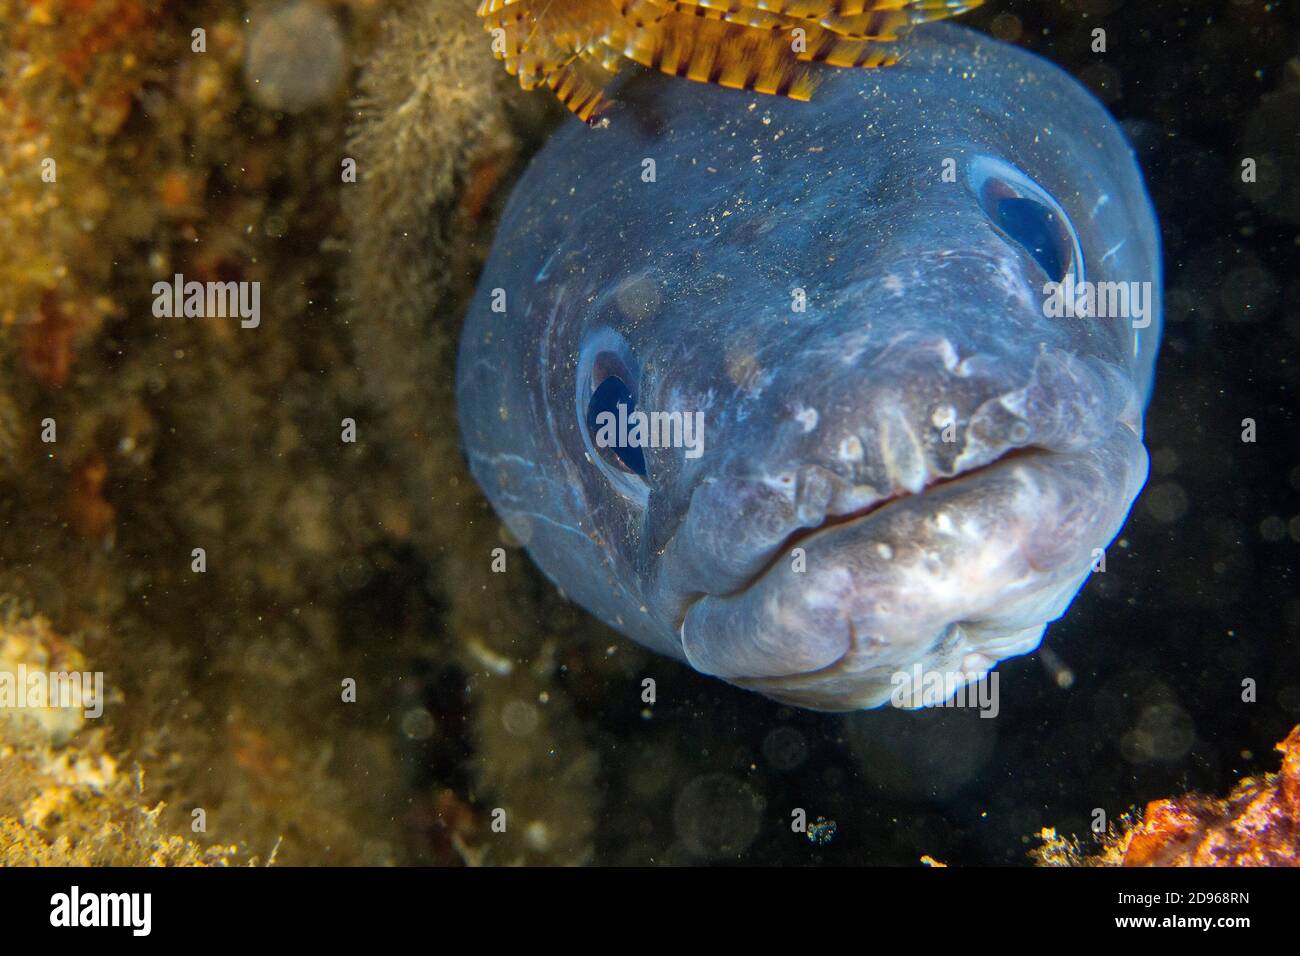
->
<box><xmin>1079</xmin><ymin>62</ymin><xmax>1122</xmax><ymax>104</ymax></box>
<box><xmin>244</xmin><ymin>2</ymin><xmax>346</xmax><ymax>114</ymax></box>
<box><xmin>1144</xmin><ymin>482</ymin><xmax>1190</xmax><ymax>524</ymax></box>
<box><xmin>673</xmin><ymin>773</ymin><xmax>763</xmax><ymax>860</ymax></box>
<box><xmin>1219</xmin><ymin>260</ymin><xmax>1279</xmax><ymax>323</ymax></box>
<box><xmin>1121</xmin><ymin>703</ymin><xmax>1195</xmax><ymax>763</ymax></box>
<box><xmin>400</xmin><ymin>707</ymin><xmax>435</xmax><ymax>741</ymax></box>
<box><xmin>502</xmin><ymin>699</ymin><xmax>540</xmax><ymax>737</ymax></box>
<box><xmin>989</xmin><ymin>13</ymin><xmax>1022</xmax><ymax>42</ymax></box>
<box><xmin>761</xmin><ymin>725</ymin><xmax>809</xmax><ymax>772</ymax></box>
<box><xmin>614</xmin><ymin>275</ymin><xmax>661</xmax><ymax>323</ymax></box>
<box><xmin>1260</xmin><ymin>515</ymin><xmax>1288</xmax><ymax>542</ymax></box>
<box><xmin>846</xmin><ymin>706</ymin><xmax>996</xmax><ymax>803</ymax></box>
<box><xmin>524</xmin><ymin>821</ymin><xmax>551</xmax><ymax>852</ymax></box>
<box><xmin>1150</xmin><ymin>447</ymin><xmax>1180</xmax><ymax>475</ymax></box>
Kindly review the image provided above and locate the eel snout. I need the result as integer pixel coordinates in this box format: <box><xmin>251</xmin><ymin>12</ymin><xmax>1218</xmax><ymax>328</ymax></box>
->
<box><xmin>680</xmin><ymin>429</ymin><xmax>1148</xmax><ymax>710</ymax></box>
<box><xmin>671</xmin><ymin>343</ymin><xmax>1149</xmax><ymax>710</ymax></box>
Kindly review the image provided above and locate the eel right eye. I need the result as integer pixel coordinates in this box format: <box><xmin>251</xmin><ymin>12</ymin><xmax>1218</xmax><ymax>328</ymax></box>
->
<box><xmin>575</xmin><ymin>332</ymin><xmax>651</xmax><ymax>507</ymax></box>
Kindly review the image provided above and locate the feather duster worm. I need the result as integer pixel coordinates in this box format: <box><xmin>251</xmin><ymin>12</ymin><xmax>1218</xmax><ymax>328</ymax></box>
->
<box><xmin>478</xmin><ymin>0</ymin><xmax>983</xmax><ymax>123</ymax></box>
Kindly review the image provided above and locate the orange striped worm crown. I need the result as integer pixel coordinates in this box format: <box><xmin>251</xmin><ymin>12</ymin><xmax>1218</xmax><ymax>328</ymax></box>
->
<box><xmin>477</xmin><ymin>0</ymin><xmax>984</xmax><ymax>123</ymax></box>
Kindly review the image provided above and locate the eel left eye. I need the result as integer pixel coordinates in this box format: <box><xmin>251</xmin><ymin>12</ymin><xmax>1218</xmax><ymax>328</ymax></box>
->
<box><xmin>585</xmin><ymin>373</ymin><xmax>647</xmax><ymax>477</ymax></box>
<box><xmin>984</xmin><ymin>195</ymin><xmax>1070</xmax><ymax>283</ymax></box>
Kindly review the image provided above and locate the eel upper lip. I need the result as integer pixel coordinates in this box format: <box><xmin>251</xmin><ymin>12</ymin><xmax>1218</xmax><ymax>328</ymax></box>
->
<box><xmin>754</xmin><ymin>447</ymin><xmax>1045</xmax><ymax>590</ymax></box>
<box><xmin>780</xmin><ymin>446</ymin><xmax>1048</xmax><ymax>558</ymax></box>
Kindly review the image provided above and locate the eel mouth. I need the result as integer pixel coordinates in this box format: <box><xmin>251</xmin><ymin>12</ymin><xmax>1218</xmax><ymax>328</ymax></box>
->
<box><xmin>771</xmin><ymin>446</ymin><xmax>1048</xmax><ymax>578</ymax></box>
<box><xmin>676</xmin><ymin>428</ymin><xmax>1149</xmax><ymax>710</ymax></box>
<box><xmin>670</xmin><ymin>447</ymin><xmax>1047</xmax><ymax>622</ymax></box>
<box><xmin>671</xmin><ymin>445</ymin><xmax>1047</xmax><ymax>634</ymax></box>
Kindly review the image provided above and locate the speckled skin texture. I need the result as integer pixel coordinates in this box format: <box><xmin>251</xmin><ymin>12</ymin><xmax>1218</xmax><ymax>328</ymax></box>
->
<box><xmin>457</xmin><ymin>24</ymin><xmax>1162</xmax><ymax>710</ymax></box>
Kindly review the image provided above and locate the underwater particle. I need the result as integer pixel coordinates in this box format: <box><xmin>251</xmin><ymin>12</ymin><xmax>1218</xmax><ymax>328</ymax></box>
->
<box><xmin>1143</xmin><ymin>481</ymin><xmax>1190</xmax><ymax>524</ymax></box>
<box><xmin>501</xmin><ymin>699</ymin><xmax>540</xmax><ymax>736</ymax></box>
<box><xmin>614</xmin><ymin>275</ymin><xmax>661</xmax><ymax>323</ymax></box>
<box><xmin>1037</xmin><ymin>644</ymin><xmax>1076</xmax><ymax>690</ymax></box>
<box><xmin>846</xmin><ymin>706</ymin><xmax>997</xmax><ymax>803</ymax></box>
<box><xmin>806</xmin><ymin>816</ymin><xmax>837</xmax><ymax>846</ymax></box>
<box><xmin>1121</xmin><ymin>702</ymin><xmax>1195</xmax><ymax>764</ymax></box>
<box><xmin>761</xmin><ymin>725</ymin><xmax>809</xmax><ymax>772</ymax></box>
<box><xmin>988</xmin><ymin>13</ymin><xmax>1021</xmax><ymax>42</ymax></box>
<box><xmin>524</xmin><ymin>820</ymin><xmax>551</xmax><ymax>852</ymax></box>
<box><xmin>243</xmin><ymin>1</ymin><xmax>346</xmax><ymax>113</ymax></box>
<box><xmin>465</xmin><ymin>638</ymin><xmax>514</xmax><ymax>676</ymax></box>
<box><xmin>1218</xmin><ymin>260</ymin><xmax>1279</xmax><ymax>324</ymax></box>
<box><xmin>1260</xmin><ymin>515</ymin><xmax>1288</xmax><ymax>542</ymax></box>
<box><xmin>66</xmin><ymin>454</ymin><xmax>116</xmax><ymax>541</ymax></box>
<box><xmin>1280</xmin><ymin>686</ymin><xmax>1300</xmax><ymax>715</ymax></box>
<box><xmin>401</xmin><ymin>707</ymin><xmax>436</xmax><ymax>741</ymax></box>
<box><xmin>263</xmin><ymin>214</ymin><xmax>289</xmax><ymax>239</ymax></box>
<box><xmin>1078</xmin><ymin>61</ymin><xmax>1122</xmax><ymax>105</ymax></box>
<box><xmin>21</xmin><ymin>294</ymin><xmax>80</xmax><ymax>389</ymax></box>
<box><xmin>1150</xmin><ymin>447</ymin><xmax>1180</xmax><ymax>475</ymax></box>
<box><xmin>1238</xmin><ymin>83</ymin><xmax>1300</xmax><ymax>224</ymax></box>
<box><xmin>673</xmin><ymin>773</ymin><xmax>762</xmax><ymax>861</ymax></box>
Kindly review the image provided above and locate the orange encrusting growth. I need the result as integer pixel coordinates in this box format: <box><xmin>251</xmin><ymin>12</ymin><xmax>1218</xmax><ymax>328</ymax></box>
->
<box><xmin>477</xmin><ymin>0</ymin><xmax>984</xmax><ymax>123</ymax></box>
<box><xmin>1122</xmin><ymin>725</ymin><xmax>1300</xmax><ymax>867</ymax></box>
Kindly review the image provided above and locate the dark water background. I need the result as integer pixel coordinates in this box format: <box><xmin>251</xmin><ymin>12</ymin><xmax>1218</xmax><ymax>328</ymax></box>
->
<box><xmin>565</xmin><ymin>0</ymin><xmax>1300</xmax><ymax>865</ymax></box>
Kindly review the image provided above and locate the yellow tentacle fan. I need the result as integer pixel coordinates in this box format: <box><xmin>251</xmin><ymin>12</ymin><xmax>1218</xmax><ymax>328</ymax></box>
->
<box><xmin>477</xmin><ymin>0</ymin><xmax>984</xmax><ymax>124</ymax></box>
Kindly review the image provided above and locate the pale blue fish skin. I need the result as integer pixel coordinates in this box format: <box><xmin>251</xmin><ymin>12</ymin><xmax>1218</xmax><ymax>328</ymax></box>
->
<box><xmin>456</xmin><ymin>24</ymin><xmax>1162</xmax><ymax>711</ymax></box>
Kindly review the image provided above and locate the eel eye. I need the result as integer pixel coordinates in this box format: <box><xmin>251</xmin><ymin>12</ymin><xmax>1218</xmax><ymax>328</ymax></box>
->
<box><xmin>585</xmin><ymin>371</ymin><xmax>647</xmax><ymax>477</ymax></box>
<box><xmin>968</xmin><ymin>157</ymin><xmax>1082</xmax><ymax>285</ymax></box>
<box><xmin>576</xmin><ymin>332</ymin><xmax>650</xmax><ymax>506</ymax></box>
<box><xmin>984</xmin><ymin>194</ymin><xmax>1069</xmax><ymax>282</ymax></box>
